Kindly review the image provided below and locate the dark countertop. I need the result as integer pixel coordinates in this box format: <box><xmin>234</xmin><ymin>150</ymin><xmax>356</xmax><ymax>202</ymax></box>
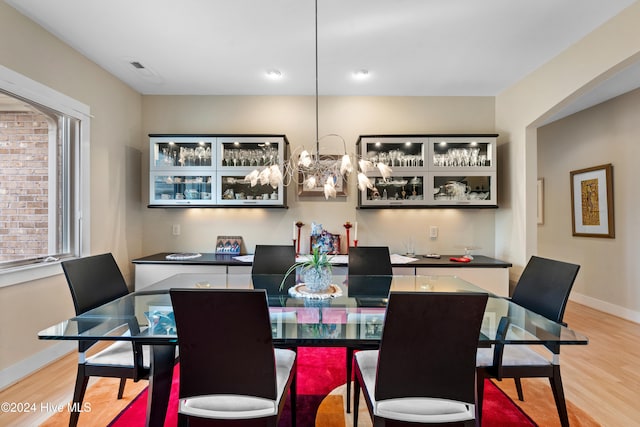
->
<box><xmin>132</xmin><ymin>252</ymin><xmax>252</xmax><ymax>266</ymax></box>
<box><xmin>132</xmin><ymin>252</ymin><xmax>511</xmax><ymax>268</ymax></box>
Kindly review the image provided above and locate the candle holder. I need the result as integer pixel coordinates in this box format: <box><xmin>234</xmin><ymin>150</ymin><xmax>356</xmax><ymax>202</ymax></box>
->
<box><xmin>296</xmin><ymin>221</ymin><xmax>304</xmax><ymax>255</ymax></box>
<box><xmin>353</xmin><ymin>239</ymin><xmax>358</xmax><ymax>248</ymax></box>
<box><xmin>343</xmin><ymin>222</ymin><xmax>353</xmax><ymax>253</ymax></box>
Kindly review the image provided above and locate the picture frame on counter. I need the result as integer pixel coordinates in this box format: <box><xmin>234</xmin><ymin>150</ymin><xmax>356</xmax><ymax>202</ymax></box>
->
<box><xmin>215</xmin><ymin>235</ymin><xmax>243</xmax><ymax>254</ymax></box>
<box><xmin>570</xmin><ymin>163</ymin><xmax>614</xmax><ymax>238</ymax></box>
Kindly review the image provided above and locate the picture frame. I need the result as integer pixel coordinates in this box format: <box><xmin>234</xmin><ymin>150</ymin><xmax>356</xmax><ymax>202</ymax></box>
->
<box><xmin>215</xmin><ymin>235</ymin><xmax>243</xmax><ymax>254</ymax></box>
<box><xmin>297</xmin><ymin>155</ymin><xmax>347</xmax><ymax>197</ymax></box>
<box><xmin>310</xmin><ymin>231</ymin><xmax>341</xmax><ymax>254</ymax></box>
<box><xmin>537</xmin><ymin>178</ymin><xmax>544</xmax><ymax>225</ymax></box>
<box><xmin>570</xmin><ymin>164</ymin><xmax>614</xmax><ymax>238</ymax></box>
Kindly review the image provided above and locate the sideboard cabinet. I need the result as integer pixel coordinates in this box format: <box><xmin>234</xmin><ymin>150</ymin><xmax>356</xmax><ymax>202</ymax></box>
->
<box><xmin>357</xmin><ymin>134</ymin><xmax>498</xmax><ymax>208</ymax></box>
<box><xmin>149</xmin><ymin>134</ymin><xmax>288</xmax><ymax>208</ymax></box>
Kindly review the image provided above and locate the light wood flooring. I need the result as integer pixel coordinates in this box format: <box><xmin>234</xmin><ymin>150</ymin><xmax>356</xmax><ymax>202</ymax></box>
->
<box><xmin>1</xmin><ymin>301</ymin><xmax>639</xmax><ymax>426</ymax></box>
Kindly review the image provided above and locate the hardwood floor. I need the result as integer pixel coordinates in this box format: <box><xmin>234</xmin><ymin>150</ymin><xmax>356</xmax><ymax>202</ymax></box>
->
<box><xmin>560</xmin><ymin>301</ymin><xmax>640</xmax><ymax>426</ymax></box>
<box><xmin>1</xmin><ymin>301</ymin><xmax>639</xmax><ymax>426</ymax></box>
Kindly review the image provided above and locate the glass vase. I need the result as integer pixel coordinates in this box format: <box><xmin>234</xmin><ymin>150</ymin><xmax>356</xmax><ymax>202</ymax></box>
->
<box><xmin>302</xmin><ymin>267</ymin><xmax>332</xmax><ymax>292</ymax></box>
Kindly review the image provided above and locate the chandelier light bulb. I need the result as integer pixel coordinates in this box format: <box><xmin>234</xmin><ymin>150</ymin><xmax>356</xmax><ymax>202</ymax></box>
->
<box><xmin>340</xmin><ymin>154</ymin><xmax>353</xmax><ymax>175</ymax></box>
<box><xmin>357</xmin><ymin>172</ymin><xmax>374</xmax><ymax>191</ymax></box>
<box><xmin>324</xmin><ymin>176</ymin><xmax>337</xmax><ymax>199</ymax></box>
<box><xmin>305</xmin><ymin>176</ymin><xmax>317</xmax><ymax>190</ymax></box>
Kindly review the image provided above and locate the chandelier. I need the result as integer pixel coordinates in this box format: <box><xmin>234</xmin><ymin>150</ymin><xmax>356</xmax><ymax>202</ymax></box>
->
<box><xmin>245</xmin><ymin>0</ymin><xmax>392</xmax><ymax>199</ymax></box>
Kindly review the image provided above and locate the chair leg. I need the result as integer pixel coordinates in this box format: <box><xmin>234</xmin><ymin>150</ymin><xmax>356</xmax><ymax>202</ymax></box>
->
<box><xmin>514</xmin><ymin>377</ymin><xmax>525</xmax><ymax>401</ymax></box>
<box><xmin>291</xmin><ymin>370</ymin><xmax>297</xmax><ymax>427</ymax></box>
<box><xmin>353</xmin><ymin>373</ymin><xmax>360</xmax><ymax>427</ymax></box>
<box><xmin>117</xmin><ymin>377</ymin><xmax>127</xmax><ymax>399</ymax></box>
<box><xmin>549</xmin><ymin>366</ymin><xmax>569</xmax><ymax>427</ymax></box>
<box><xmin>476</xmin><ymin>374</ymin><xmax>485</xmax><ymax>425</ymax></box>
<box><xmin>69</xmin><ymin>366</ymin><xmax>89</xmax><ymax>427</ymax></box>
<box><xmin>346</xmin><ymin>347</ymin><xmax>354</xmax><ymax>413</ymax></box>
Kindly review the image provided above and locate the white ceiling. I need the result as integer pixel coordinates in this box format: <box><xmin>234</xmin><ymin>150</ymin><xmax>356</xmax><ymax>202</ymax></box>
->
<box><xmin>5</xmin><ymin>0</ymin><xmax>640</xmax><ymax>121</ymax></box>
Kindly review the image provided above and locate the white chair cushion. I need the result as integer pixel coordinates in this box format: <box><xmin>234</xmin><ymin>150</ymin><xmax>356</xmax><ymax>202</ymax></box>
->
<box><xmin>377</xmin><ymin>398</ymin><xmax>474</xmax><ymax>423</ymax></box>
<box><xmin>476</xmin><ymin>345</ymin><xmax>551</xmax><ymax>367</ymax></box>
<box><xmin>179</xmin><ymin>348</ymin><xmax>296</xmax><ymax>420</ymax></box>
<box><xmin>87</xmin><ymin>340</ymin><xmax>150</xmax><ymax>368</ymax></box>
<box><xmin>355</xmin><ymin>350</ymin><xmax>475</xmax><ymax>423</ymax></box>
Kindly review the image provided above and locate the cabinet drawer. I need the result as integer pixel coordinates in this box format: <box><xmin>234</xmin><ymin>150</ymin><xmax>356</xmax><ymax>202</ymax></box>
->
<box><xmin>359</xmin><ymin>175</ymin><xmax>426</xmax><ymax>207</ymax></box>
<box><xmin>149</xmin><ymin>173</ymin><xmax>215</xmax><ymax>206</ymax></box>
<box><xmin>359</xmin><ymin>136</ymin><xmax>428</xmax><ymax>171</ymax></box>
<box><xmin>428</xmin><ymin>172</ymin><xmax>497</xmax><ymax>206</ymax></box>
<box><xmin>216</xmin><ymin>171</ymin><xmax>285</xmax><ymax>205</ymax></box>
<box><xmin>217</xmin><ymin>136</ymin><xmax>284</xmax><ymax>169</ymax></box>
<box><xmin>150</xmin><ymin>136</ymin><xmax>216</xmax><ymax>169</ymax></box>
<box><xmin>428</xmin><ymin>136</ymin><xmax>496</xmax><ymax>171</ymax></box>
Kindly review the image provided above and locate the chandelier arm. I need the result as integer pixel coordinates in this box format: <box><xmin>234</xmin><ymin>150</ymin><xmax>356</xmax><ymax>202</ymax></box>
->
<box><xmin>319</xmin><ymin>133</ymin><xmax>349</xmax><ymax>155</ymax></box>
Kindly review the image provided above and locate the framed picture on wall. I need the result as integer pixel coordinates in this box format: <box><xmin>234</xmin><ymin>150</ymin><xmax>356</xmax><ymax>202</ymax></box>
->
<box><xmin>297</xmin><ymin>155</ymin><xmax>347</xmax><ymax>197</ymax></box>
<box><xmin>570</xmin><ymin>164</ymin><xmax>614</xmax><ymax>238</ymax></box>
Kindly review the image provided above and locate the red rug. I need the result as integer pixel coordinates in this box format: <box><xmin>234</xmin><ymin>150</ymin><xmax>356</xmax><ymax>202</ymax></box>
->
<box><xmin>109</xmin><ymin>347</ymin><xmax>535</xmax><ymax>426</ymax></box>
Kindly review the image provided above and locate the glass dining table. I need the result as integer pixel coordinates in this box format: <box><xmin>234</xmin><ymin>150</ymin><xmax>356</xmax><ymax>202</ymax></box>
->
<box><xmin>38</xmin><ymin>273</ymin><xmax>588</xmax><ymax>427</ymax></box>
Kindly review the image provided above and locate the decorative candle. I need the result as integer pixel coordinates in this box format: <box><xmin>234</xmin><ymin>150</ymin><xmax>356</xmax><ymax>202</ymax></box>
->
<box><xmin>293</xmin><ymin>221</ymin><xmax>296</xmax><ymax>240</ymax></box>
<box><xmin>354</xmin><ymin>222</ymin><xmax>358</xmax><ymax>241</ymax></box>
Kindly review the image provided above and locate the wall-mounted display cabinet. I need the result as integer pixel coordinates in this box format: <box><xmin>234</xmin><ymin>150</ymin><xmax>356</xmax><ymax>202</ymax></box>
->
<box><xmin>357</xmin><ymin>134</ymin><xmax>498</xmax><ymax>208</ymax></box>
<box><xmin>148</xmin><ymin>135</ymin><xmax>288</xmax><ymax>207</ymax></box>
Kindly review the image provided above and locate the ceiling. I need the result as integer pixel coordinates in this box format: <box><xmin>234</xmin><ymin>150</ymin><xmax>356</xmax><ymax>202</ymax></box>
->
<box><xmin>5</xmin><ymin>0</ymin><xmax>640</xmax><ymax>121</ymax></box>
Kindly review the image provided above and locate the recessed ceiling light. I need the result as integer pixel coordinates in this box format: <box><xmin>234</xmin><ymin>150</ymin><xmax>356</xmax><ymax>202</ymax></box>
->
<box><xmin>266</xmin><ymin>69</ymin><xmax>282</xmax><ymax>79</ymax></box>
<box><xmin>352</xmin><ymin>69</ymin><xmax>370</xmax><ymax>80</ymax></box>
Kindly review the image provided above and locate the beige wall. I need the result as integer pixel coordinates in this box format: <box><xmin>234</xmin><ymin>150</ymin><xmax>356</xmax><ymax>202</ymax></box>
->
<box><xmin>494</xmin><ymin>1</ymin><xmax>640</xmax><ymax>282</ymax></box>
<box><xmin>0</xmin><ymin>2</ymin><xmax>142</xmax><ymax>377</ymax></box>
<box><xmin>3</xmin><ymin>0</ymin><xmax>640</xmax><ymax>387</ymax></box>
<box><xmin>538</xmin><ymin>88</ymin><xmax>640</xmax><ymax>318</ymax></box>
<box><xmin>141</xmin><ymin>95</ymin><xmax>497</xmax><ymax>256</ymax></box>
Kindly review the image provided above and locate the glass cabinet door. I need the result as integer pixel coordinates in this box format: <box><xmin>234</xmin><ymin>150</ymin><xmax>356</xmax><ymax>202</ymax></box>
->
<box><xmin>216</xmin><ymin>172</ymin><xmax>284</xmax><ymax>206</ymax></box>
<box><xmin>218</xmin><ymin>136</ymin><xmax>284</xmax><ymax>169</ymax></box>
<box><xmin>359</xmin><ymin>175</ymin><xmax>426</xmax><ymax>206</ymax></box>
<box><xmin>428</xmin><ymin>173</ymin><xmax>496</xmax><ymax>206</ymax></box>
<box><xmin>150</xmin><ymin>136</ymin><xmax>216</xmax><ymax>169</ymax></box>
<box><xmin>359</xmin><ymin>137</ymin><xmax>427</xmax><ymax>169</ymax></box>
<box><xmin>428</xmin><ymin>137</ymin><xmax>496</xmax><ymax>170</ymax></box>
<box><xmin>150</xmin><ymin>173</ymin><xmax>215</xmax><ymax>205</ymax></box>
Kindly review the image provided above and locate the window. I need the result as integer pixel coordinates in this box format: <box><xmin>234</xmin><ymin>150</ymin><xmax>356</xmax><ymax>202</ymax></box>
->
<box><xmin>0</xmin><ymin>66</ymin><xmax>90</xmax><ymax>277</ymax></box>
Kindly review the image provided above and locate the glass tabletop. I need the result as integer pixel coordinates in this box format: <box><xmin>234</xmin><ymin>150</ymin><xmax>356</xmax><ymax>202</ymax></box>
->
<box><xmin>38</xmin><ymin>274</ymin><xmax>588</xmax><ymax>347</ymax></box>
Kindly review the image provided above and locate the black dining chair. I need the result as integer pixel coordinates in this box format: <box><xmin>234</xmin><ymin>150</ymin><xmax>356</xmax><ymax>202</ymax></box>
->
<box><xmin>252</xmin><ymin>244</ymin><xmax>297</xmax><ymax>295</ymax></box>
<box><xmin>476</xmin><ymin>255</ymin><xmax>580</xmax><ymax>427</ymax></box>
<box><xmin>170</xmin><ymin>288</ymin><xmax>297</xmax><ymax>427</ymax></box>
<box><xmin>345</xmin><ymin>245</ymin><xmax>392</xmax><ymax>412</ymax></box>
<box><xmin>353</xmin><ymin>291</ymin><xmax>489</xmax><ymax>426</ymax></box>
<box><xmin>61</xmin><ymin>253</ymin><xmax>150</xmax><ymax>427</ymax></box>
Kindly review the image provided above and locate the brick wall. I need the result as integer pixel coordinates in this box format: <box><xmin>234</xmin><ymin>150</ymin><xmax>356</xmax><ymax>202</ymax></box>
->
<box><xmin>0</xmin><ymin>111</ymin><xmax>50</xmax><ymax>262</ymax></box>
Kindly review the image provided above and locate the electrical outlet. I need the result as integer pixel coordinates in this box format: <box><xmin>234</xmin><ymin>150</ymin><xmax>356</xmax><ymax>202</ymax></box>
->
<box><xmin>429</xmin><ymin>225</ymin><xmax>438</xmax><ymax>239</ymax></box>
<box><xmin>172</xmin><ymin>224</ymin><xmax>181</xmax><ymax>236</ymax></box>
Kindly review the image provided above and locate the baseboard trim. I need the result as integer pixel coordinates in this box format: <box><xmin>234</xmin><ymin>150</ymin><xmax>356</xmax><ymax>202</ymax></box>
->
<box><xmin>0</xmin><ymin>341</ymin><xmax>75</xmax><ymax>390</ymax></box>
<box><xmin>571</xmin><ymin>292</ymin><xmax>640</xmax><ymax>324</ymax></box>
